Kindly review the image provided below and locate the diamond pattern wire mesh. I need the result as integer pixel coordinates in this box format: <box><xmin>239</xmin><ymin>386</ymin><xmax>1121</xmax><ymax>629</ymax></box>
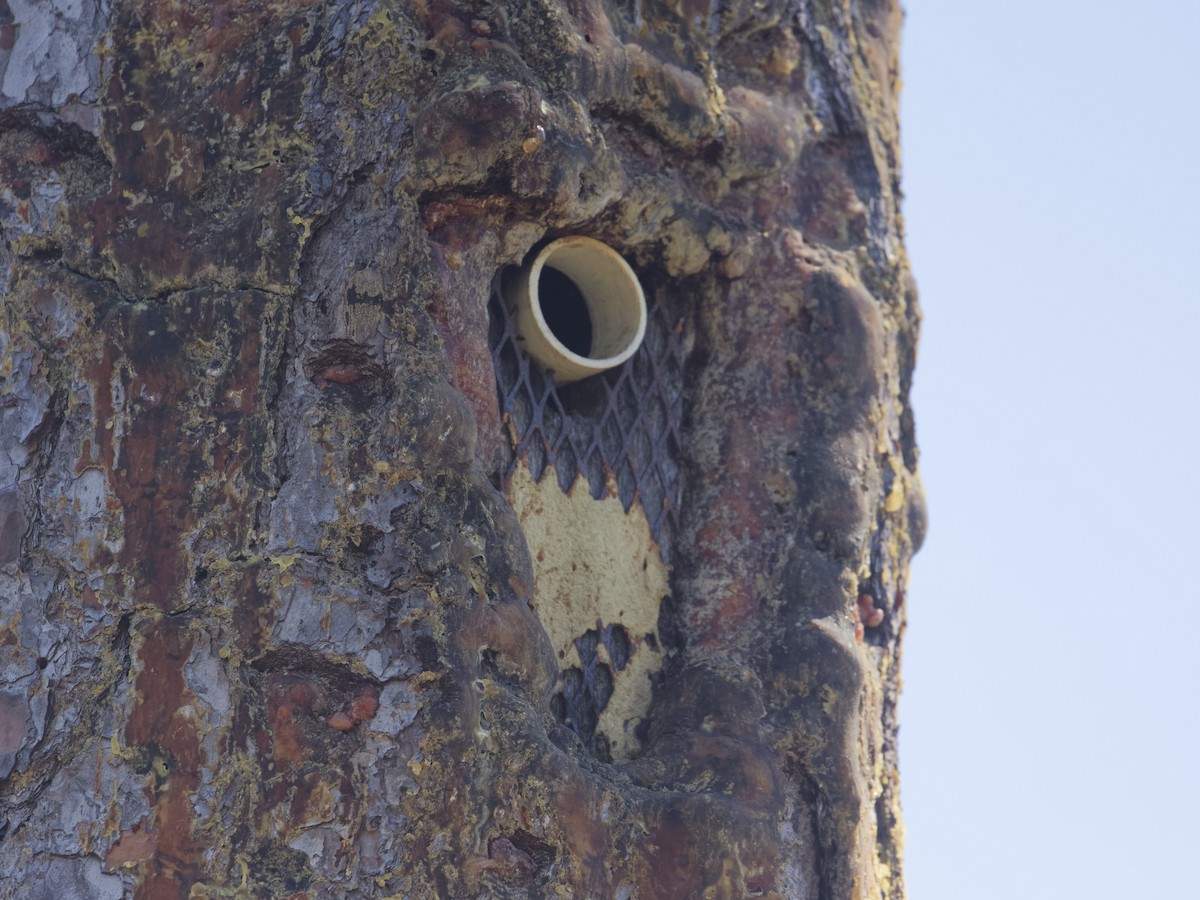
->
<box><xmin>489</xmin><ymin>268</ymin><xmax>688</xmax><ymax>555</ymax></box>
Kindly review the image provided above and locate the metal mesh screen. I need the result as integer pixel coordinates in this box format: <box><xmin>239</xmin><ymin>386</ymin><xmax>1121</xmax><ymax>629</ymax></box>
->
<box><xmin>488</xmin><ymin>268</ymin><xmax>688</xmax><ymax>553</ymax></box>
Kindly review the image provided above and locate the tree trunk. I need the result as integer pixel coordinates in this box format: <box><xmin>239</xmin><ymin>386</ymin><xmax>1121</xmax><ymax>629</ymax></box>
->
<box><xmin>0</xmin><ymin>1</ymin><xmax>922</xmax><ymax>897</ymax></box>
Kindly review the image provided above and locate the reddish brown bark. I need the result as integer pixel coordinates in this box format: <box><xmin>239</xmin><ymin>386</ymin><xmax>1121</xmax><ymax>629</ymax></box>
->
<box><xmin>0</xmin><ymin>1</ymin><xmax>921</xmax><ymax>897</ymax></box>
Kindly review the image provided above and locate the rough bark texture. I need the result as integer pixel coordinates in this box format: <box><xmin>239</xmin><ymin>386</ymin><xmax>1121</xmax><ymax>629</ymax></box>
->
<box><xmin>0</xmin><ymin>1</ymin><xmax>923</xmax><ymax>898</ymax></box>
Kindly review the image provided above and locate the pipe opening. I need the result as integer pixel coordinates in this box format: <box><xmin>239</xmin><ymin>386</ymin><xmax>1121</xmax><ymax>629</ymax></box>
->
<box><xmin>537</xmin><ymin>267</ymin><xmax>593</xmax><ymax>357</ymax></box>
<box><xmin>507</xmin><ymin>236</ymin><xmax>647</xmax><ymax>385</ymax></box>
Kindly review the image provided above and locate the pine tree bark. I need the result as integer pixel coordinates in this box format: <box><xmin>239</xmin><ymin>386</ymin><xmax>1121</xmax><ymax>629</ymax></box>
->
<box><xmin>0</xmin><ymin>1</ymin><xmax>922</xmax><ymax>898</ymax></box>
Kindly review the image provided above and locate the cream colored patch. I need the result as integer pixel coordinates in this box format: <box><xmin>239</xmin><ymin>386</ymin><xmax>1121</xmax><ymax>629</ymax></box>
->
<box><xmin>508</xmin><ymin>460</ymin><xmax>668</xmax><ymax>760</ymax></box>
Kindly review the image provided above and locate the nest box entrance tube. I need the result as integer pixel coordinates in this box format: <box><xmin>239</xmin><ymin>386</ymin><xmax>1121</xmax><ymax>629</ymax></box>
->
<box><xmin>508</xmin><ymin>236</ymin><xmax>647</xmax><ymax>385</ymax></box>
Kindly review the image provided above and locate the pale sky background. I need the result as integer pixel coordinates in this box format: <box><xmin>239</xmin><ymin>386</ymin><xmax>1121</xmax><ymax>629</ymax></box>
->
<box><xmin>899</xmin><ymin>1</ymin><xmax>1200</xmax><ymax>897</ymax></box>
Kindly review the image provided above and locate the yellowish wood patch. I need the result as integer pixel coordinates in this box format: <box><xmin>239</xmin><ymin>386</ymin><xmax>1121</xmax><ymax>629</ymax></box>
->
<box><xmin>508</xmin><ymin>460</ymin><xmax>668</xmax><ymax>760</ymax></box>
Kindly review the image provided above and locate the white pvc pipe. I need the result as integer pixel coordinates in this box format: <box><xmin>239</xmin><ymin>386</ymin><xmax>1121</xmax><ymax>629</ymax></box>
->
<box><xmin>507</xmin><ymin>236</ymin><xmax>647</xmax><ymax>386</ymax></box>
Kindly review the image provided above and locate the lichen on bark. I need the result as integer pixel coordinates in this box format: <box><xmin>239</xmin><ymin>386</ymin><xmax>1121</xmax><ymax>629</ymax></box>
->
<box><xmin>0</xmin><ymin>1</ymin><xmax>923</xmax><ymax>898</ymax></box>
